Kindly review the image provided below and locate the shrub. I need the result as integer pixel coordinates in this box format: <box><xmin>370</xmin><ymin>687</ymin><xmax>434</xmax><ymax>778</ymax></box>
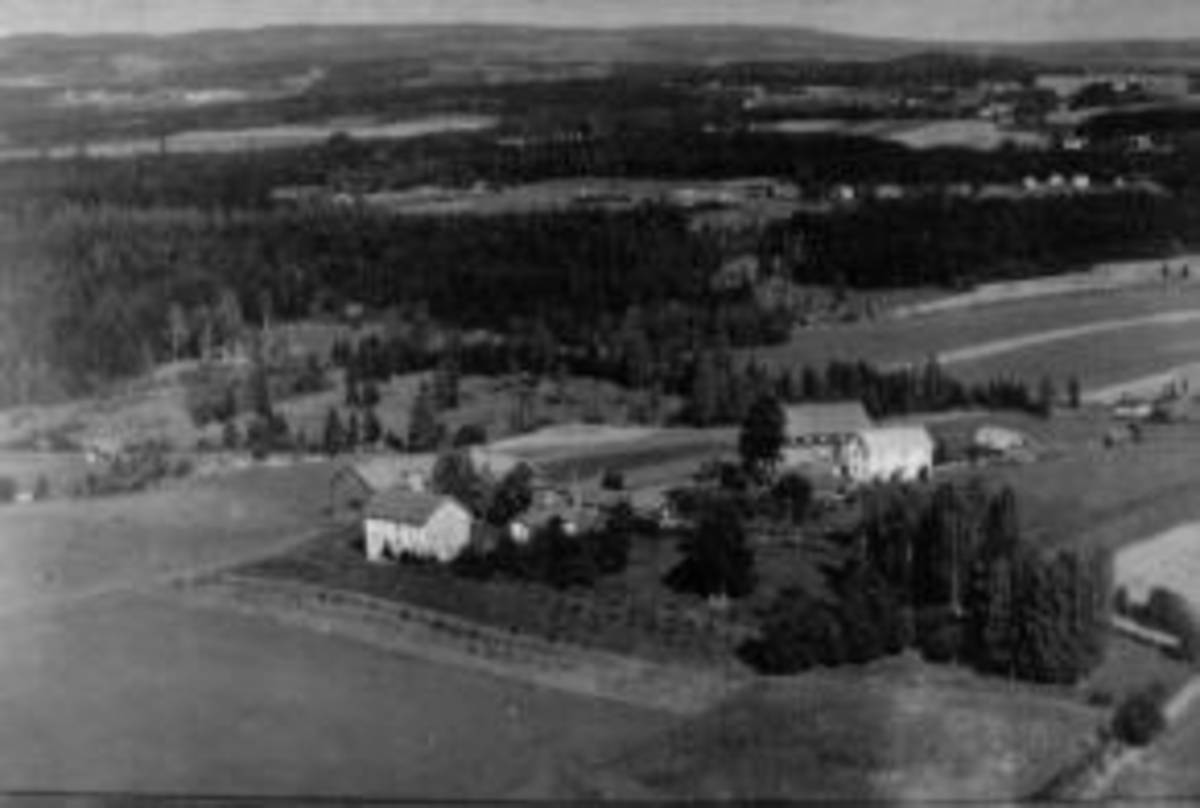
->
<box><xmin>1139</xmin><ymin>588</ymin><xmax>1200</xmax><ymax>663</ymax></box>
<box><xmin>915</xmin><ymin>608</ymin><xmax>964</xmax><ymax>663</ymax></box>
<box><xmin>0</xmin><ymin>476</ymin><xmax>16</xmax><ymax>504</ymax></box>
<box><xmin>601</xmin><ymin>468</ymin><xmax>625</xmax><ymax>491</ymax></box>
<box><xmin>739</xmin><ymin>587</ymin><xmax>847</xmax><ymax>674</ymax></box>
<box><xmin>1112</xmin><ymin>684</ymin><xmax>1168</xmax><ymax>747</ymax></box>
<box><xmin>772</xmin><ymin>472</ymin><xmax>813</xmax><ymax>525</ymax></box>
<box><xmin>453</xmin><ymin>424</ymin><xmax>488</xmax><ymax>448</ymax></box>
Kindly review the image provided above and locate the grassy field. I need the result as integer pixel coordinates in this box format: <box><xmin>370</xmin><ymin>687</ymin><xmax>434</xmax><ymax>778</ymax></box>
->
<box><xmin>0</xmin><ymin>462</ymin><xmax>334</xmax><ymax>615</ymax></box>
<box><xmin>980</xmin><ymin>423</ymin><xmax>1200</xmax><ymax>552</ymax></box>
<box><xmin>948</xmin><ymin>317</ymin><xmax>1200</xmax><ymax>391</ymax></box>
<box><xmin>0</xmin><ymin>590</ymin><xmax>666</xmax><ymax>799</ymax></box>
<box><xmin>0</xmin><ymin>461</ymin><xmax>671</xmax><ymax>798</ymax></box>
<box><xmin>0</xmin><ymin>114</ymin><xmax>497</xmax><ymax>161</ymax></box>
<box><xmin>756</xmin><ymin>285</ymin><xmax>1200</xmax><ymax>383</ymax></box>
<box><xmin>598</xmin><ymin>668</ymin><xmax>1099</xmax><ymax>800</ymax></box>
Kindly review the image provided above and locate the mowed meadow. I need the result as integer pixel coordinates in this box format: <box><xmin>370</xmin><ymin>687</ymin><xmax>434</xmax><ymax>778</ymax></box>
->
<box><xmin>0</xmin><ymin>463</ymin><xmax>670</xmax><ymax>798</ymax></box>
<box><xmin>756</xmin><ymin>284</ymin><xmax>1200</xmax><ymax>394</ymax></box>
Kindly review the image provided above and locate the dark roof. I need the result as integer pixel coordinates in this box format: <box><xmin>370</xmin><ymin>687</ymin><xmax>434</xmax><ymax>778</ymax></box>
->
<box><xmin>364</xmin><ymin>489</ymin><xmax>461</xmax><ymax>526</ymax></box>
<box><xmin>785</xmin><ymin>402</ymin><xmax>872</xmax><ymax>437</ymax></box>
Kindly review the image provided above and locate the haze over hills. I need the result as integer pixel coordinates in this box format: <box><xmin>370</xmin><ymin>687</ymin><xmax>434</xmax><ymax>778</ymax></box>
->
<box><xmin>4</xmin><ymin>24</ymin><xmax>1200</xmax><ymax>89</ymax></box>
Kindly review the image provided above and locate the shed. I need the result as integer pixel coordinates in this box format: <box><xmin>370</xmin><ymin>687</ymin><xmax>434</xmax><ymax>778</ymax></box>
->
<box><xmin>363</xmin><ymin>490</ymin><xmax>473</xmax><ymax>563</ymax></box>
<box><xmin>973</xmin><ymin>426</ymin><xmax>1029</xmax><ymax>455</ymax></box>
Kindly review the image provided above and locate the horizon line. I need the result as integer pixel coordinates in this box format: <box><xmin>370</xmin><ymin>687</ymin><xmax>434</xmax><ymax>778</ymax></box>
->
<box><xmin>4</xmin><ymin>20</ymin><xmax>1200</xmax><ymax>48</ymax></box>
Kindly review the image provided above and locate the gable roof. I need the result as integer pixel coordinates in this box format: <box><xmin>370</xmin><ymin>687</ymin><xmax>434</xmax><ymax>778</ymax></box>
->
<box><xmin>785</xmin><ymin>402</ymin><xmax>872</xmax><ymax>437</ymax></box>
<box><xmin>339</xmin><ymin>454</ymin><xmax>438</xmax><ymax>493</ymax></box>
<box><xmin>365</xmin><ymin>489</ymin><xmax>463</xmax><ymax>526</ymax></box>
<box><xmin>852</xmin><ymin>426</ymin><xmax>934</xmax><ymax>454</ymax></box>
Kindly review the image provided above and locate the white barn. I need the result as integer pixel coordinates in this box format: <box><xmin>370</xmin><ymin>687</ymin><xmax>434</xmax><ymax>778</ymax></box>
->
<box><xmin>840</xmin><ymin>427</ymin><xmax>935</xmax><ymax>483</ymax></box>
<box><xmin>363</xmin><ymin>490</ymin><xmax>473</xmax><ymax>563</ymax></box>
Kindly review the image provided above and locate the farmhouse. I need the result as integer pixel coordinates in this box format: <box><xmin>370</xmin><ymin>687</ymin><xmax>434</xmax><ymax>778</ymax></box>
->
<box><xmin>363</xmin><ymin>489</ymin><xmax>473</xmax><ymax>563</ymax></box>
<box><xmin>840</xmin><ymin>427</ymin><xmax>935</xmax><ymax>483</ymax></box>
<box><xmin>781</xmin><ymin>402</ymin><xmax>873</xmax><ymax>467</ymax></box>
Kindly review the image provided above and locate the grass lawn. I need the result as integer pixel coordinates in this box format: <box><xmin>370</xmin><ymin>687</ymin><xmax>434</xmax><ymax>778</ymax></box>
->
<box><xmin>1084</xmin><ymin>634</ymin><xmax>1194</xmax><ymax>706</ymax></box>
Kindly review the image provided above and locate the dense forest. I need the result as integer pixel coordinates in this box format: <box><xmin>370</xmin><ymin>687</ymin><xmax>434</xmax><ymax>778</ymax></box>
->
<box><xmin>5</xmin><ymin>123</ymin><xmax>1200</xmax><ymax>405</ymax></box>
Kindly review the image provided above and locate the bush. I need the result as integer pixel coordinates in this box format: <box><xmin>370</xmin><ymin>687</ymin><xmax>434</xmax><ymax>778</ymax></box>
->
<box><xmin>1139</xmin><ymin>588</ymin><xmax>1200</xmax><ymax>663</ymax></box>
<box><xmin>740</xmin><ymin>587</ymin><xmax>847</xmax><ymax>674</ymax></box>
<box><xmin>0</xmin><ymin>476</ymin><xmax>16</xmax><ymax>504</ymax></box>
<box><xmin>772</xmin><ymin>472</ymin><xmax>813</xmax><ymax>525</ymax></box>
<box><xmin>453</xmin><ymin>424</ymin><xmax>488</xmax><ymax>448</ymax></box>
<box><xmin>915</xmin><ymin>608</ymin><xmax>964</xmax><ymax>663</ymax></box>
<box><xmin>601</xmin><ymin>469</ymin><xmax>625</xmax><ymax>491</ymax></box>
<box><xmin>1112</xmin><ymin>684</ymin><xmax>1168</xmax><ymax>747</ymax></box>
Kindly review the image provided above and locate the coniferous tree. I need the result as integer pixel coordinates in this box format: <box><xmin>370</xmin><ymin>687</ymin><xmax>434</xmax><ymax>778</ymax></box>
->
<box><xmin>407</xmin><ymin>381</ymin><xmax>442</xmax><ymax>452</ymax></box>
<box><xmin>739</xmin><ymin>392</ymin><xmax>786</xmax><ymax>484</ymax></box>
<box><xmin>322</xmin><ymin>407</ymin><xmax>345</xmax><ymax>457</ymax></box>
<box><xmin>666</xmin><ymin>498</ymin><xmax>756</xmax><ymax>599</ymax></box>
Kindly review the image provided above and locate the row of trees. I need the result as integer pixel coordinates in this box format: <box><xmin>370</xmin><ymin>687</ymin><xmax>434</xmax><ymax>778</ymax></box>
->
<box><xmin>686</xmin><ymin>353</ymin><xmax>1055</xmax><ymax>427</ymax></box>
<box><xmin>747</xmin><ymin>481</ymin><xmax>1113</xmax><ymax>684</ymax></box>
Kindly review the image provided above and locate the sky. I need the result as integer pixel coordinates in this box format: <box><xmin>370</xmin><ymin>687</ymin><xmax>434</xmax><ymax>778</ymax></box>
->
<box><xmin>2</xmin><ymin>0</ymin><xmax>1200</xmax><ymax>42</ymax></box>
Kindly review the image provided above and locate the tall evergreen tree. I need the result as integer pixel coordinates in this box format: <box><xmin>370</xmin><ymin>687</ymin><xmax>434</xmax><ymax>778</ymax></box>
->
<box><xmin>666</xmin><ymin>498</ymin><xmax>756</xmax><ymax>599</ymax></box>
<box><xmin>407</xmin><ymin>381</ymin><xmax>442</xmax><ymax>452</ymax></box>
<box><xmin>739</xmin><ymin>392</ymin><xmax>786</xmax><ymax>484</ymax></box>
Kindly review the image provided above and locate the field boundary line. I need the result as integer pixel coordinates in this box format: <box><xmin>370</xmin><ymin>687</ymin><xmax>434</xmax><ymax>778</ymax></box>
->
<box><xmin>170</xmin><ymin>572</ymin><xmax>747</xmax><ymax>716</ymax></box>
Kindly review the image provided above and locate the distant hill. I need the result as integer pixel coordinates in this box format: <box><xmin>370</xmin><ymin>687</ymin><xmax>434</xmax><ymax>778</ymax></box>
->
<box><xmin>4</xmin><ymin>24</ymin><xmax>1200</xmax><ymax>91</ymax></box>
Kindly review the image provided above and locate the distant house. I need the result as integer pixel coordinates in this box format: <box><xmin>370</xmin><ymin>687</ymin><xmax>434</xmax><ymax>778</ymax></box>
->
<box><xmin>363</xmin><ymin>490</ymin><xmax>473</xmax><ymax>563</ymax></box>
<box><xmin>840</xmin><ymin>427</ymin><xmax>935</xmax><ymax>483</ymax></box>
<box><xmin>782</xmin><ymin>402</ymin><xmax>873</xmax><ymax>467</ymax></box>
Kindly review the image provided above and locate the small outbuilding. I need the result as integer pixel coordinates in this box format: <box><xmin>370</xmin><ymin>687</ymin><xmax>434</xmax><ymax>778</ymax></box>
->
<box><xmin>973</xmin><ymin>425</ymin><xmax>1029</xmax><ymax>456</ymax></box>
<box><xmin>363</xmin><ymin>490</ymin><xmax>473</xmax><ymax>563</ymax></box>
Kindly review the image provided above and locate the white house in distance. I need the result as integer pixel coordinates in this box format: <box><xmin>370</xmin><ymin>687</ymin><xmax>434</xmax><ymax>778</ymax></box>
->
<box><xmin>363</xmin><ymin>489</ymin><xmax>473</xmax><ymax>563</ymax></box>
<box><xmin>781</xmin><ymin>402</ymin><xmax>873</xmax><ymax>467</ymax></box>
<box><xmin>840</xmin><ymin>427</ymin><xmax>935</xmax><ymax>483</ymax></box>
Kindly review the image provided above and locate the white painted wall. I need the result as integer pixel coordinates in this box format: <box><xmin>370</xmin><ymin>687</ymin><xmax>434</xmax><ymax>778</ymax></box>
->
<box><xmin>364</xmin><ymin>502</ymin><xmax>473</xmax><ymax>563</ymax></box>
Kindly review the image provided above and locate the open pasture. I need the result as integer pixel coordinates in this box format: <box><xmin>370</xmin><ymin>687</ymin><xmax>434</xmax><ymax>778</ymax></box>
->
<box><xmin>0</xmin><ymin>590</ymin><xmax>665</xmax><ymax>799</ymax></box>
<box><xmin>984</xmin><ymin>424</ymin><xmax>1200</xmax><ymax>551</ymax></box>
<box><xmin>760</xmin><ymin>285</ymin><xmax>1200</xmax><ymax>370</ymax></box>
<box><xmin>0</xmin><ymin>462</ymin><xmax>334</xmax><ymax>615</ymax></box>
<box><xmin>758</xmin><ymin>285</ymin><xmax>1200</xmax><ymax>394</ymax></box>
<box><xmin>0</xmin><ymin>114</ymin><xmax>497</xmax><ymax>162</ymax></box>
<box><xmin>600</xmin><ymin>670</ymin><xmax>1098</xmax><ymax>801</ymax></box>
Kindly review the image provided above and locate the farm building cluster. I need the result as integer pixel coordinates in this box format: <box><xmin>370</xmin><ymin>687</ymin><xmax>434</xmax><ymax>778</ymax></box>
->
<box><xmin>329</xmin><ymin>444</ymin><xmax>615</xmax><ymax>563</ymax></box>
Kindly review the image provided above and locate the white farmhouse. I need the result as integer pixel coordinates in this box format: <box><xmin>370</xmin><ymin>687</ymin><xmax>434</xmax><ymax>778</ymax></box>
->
<box><xmin>840</xmin><ymin>427</ymin><xmax>935</xmax><ymax>483</ymax></box>
<box><xmin>363</xmin><ymin>489</ymin><xmax>473</xmax><ymax>563</ymax></box>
